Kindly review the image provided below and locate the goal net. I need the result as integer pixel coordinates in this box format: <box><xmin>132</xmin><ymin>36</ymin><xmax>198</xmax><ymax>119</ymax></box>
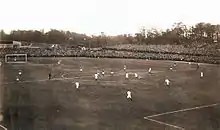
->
<box><xmin>5</xmin><ymin>54</ymin><xmax>28</xmax><ymax>63</ymax></box>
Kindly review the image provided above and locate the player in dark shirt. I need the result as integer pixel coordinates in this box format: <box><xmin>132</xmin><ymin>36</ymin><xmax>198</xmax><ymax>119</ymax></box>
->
<box><xmin>196</xmin><ymin>63</ymin><xmax>200</xmax><ymax>70</ymax></box>
<box><xmin>48</xmin><ymin>72</ymin><xmax>52</xmax><ymax>80</ymax></box>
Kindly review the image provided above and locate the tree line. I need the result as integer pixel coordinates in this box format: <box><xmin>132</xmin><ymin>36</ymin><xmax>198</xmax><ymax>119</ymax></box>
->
<box><xmin>0</xmin><ymin>22</ymin><xmax>219</xmax><ymax>48</ymax></box>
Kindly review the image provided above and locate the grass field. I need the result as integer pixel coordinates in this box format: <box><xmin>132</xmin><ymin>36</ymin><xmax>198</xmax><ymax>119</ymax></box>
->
<box><xmin>0</xmin><ymin>57</ymin><xmax>220</xmax><ymax>130</ymax></box>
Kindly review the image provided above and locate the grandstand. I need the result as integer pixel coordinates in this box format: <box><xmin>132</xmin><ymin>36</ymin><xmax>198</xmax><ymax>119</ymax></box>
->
<box><xmin>0</xmin><ymin>41</ymin><xmax>21</xmax><ymax>48</ymax></box>
<box><xmin>0</xmin><ymin>40</ymin><xmax>33</xmax><ymax>49</ymax></box>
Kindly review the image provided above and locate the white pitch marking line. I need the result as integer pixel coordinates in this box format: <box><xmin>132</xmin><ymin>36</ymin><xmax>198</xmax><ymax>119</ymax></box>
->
<box><xmin>144</xmin><ymin>117</ymin><xmax>184</xmax><ymax>130</ymax></box>
<box><xmin>146</xmin><ymin>103</ymin><xmax>219</xmax><ymax>118</ymax></box>
<box><xmin>0</xmin><ymin>124</ymin><xmax>7</xmax><ymax>130</ymax></box>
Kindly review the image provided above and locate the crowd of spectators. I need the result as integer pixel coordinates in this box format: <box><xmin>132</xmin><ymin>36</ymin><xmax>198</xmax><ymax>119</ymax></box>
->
<box><xmin>0</xmin><ymin>44</ymin><xmax>219</xmax><ymax>64</ymax></box>
<box><xmin>105</xmin><ymin>44</ymin><xmax>220</xmax><ymax>57</ymax></box>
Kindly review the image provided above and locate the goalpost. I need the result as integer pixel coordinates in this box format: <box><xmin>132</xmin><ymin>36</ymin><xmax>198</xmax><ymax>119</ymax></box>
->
<box><xmin>5</xmin><ymin>54</ymin><xmax>28</xmax><ymax>63</ymax></box>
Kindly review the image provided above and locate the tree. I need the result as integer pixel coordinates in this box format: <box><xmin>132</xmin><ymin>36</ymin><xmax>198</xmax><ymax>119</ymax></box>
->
<box><xmin>194</xmin><ymin>22</ymin><xmax>206</xmax><ymax>42</ymax></box>
<box><xmin>145</xmin><ymin>28</ymin><xmax>162</xmax><ymax>44</ymax></box>
<box><xmin>0</xmin><ymin>30</ymin><xmax>6</xmax><ymax>40</ymax></box>
<box><xmin>1</xmin><ymin>21</ymin><xmax>220</xmax><ymax>47</ymax></box>
<box><xmin>45</xmin><ymin>29</ymin><xmax>67</xmax><ymax>44</ymax></box>
<box><xmin>135</xmin><ymin>27</ymin><xmax>146</xmax><ymax>44</ymax></box>
<box><xmin>171</xmin><ymin>22</ymin><xmax>188</xmax><ymax>44</ymax></box>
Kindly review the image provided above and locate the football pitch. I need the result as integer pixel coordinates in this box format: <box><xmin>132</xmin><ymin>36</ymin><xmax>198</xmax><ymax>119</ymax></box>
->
<box><xmin>0</xmin><ymin>57</ymin><xmax>220</xmax><ymax>130</ymax></box>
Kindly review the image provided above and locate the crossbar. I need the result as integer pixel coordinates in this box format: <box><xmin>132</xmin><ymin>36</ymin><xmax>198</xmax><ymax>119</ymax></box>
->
<box><xmin>5</xmin><ymin>54</ymin><xmax>27</xmax><ymax>63</ymax></box>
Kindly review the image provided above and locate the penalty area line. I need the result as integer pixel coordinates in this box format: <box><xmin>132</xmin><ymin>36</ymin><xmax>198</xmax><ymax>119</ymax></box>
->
<box><xmin>0</xmin><ymin>124</ymin><xmax>7</xmax><ymax>130</ymax></box>
<box><xmin>144</xmin><ymin>117</ymin><xmax>184</xmax><ymax>130</ymax></box>
<box><xmin>145</xmin><ymin>103</ymin><xmax>219</xmax><ymax>118</ymax></box>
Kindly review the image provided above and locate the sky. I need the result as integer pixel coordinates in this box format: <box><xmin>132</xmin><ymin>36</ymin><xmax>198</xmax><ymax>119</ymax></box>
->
<box><xmin>0</xmin><ymin>0</ymin><xmax>220</xmax><ymax>36</ymax></box>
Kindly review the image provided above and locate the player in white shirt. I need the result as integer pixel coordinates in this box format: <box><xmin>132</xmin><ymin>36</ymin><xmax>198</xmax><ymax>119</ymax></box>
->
<box><xmin>134</xmin><ymin>73</ymin><xmax>138</xmax><ymax>78</ymax></box>
<box><xmin>94</xmin><ymin>73</ymin><xmax>98</xmax><ymax>80</ymax></box>
<box><xmin>102</xmin><ymin>70</ymin><xmax>105</xmax><ymax>76</ymax></box>
<box><xmin>18</xmin><ymin>70</ymin><xmax>22</xmax><ymax>75</ymax></box>
<box><xmin>80</xmin><ymin>66</ymin><xmax>83</xmax><ymax>72</ymax></box>
<box><xmin>110</xmin><ymin>71</ymin><xmax>114</xmax><ymax>75</ymax></box>
<box><xmin>200</xmin><ymin>72</ymin><xmax>204</xmax><ymax>78</ymax></box>
<box><xmin>127</xmin><ymin>91</ymin><xmax>132</xmax><ymax>101</ymax></box>
<box><xmin>148</xmin><ymin>68</ymin><xmax>152</xmax><ymax>74</ymax></box>
<box><xmin>124</xmin><ymin>65</ymin><xmax>126</xmax><ymax>71</ymax></box>
<box><xmin>0</xmin><ymin>62</ymin><xmax>2</xmax><ymax>66</ymax></box>
<box><xmin>165</xmin><ymin>79</ymin><xmax>170</xmax><ymax>86</ymax></box>
<box><xmin>125</xmin><ymin>72</ymin><xmax>129</xmax><ymax>79</ymax></box>
<box><xmin>75</xmin><ymin>82</ymin><xmax>80</xmax><ymax>89</ymax></box>
<box><xmin>58</xmin><ymin>60</ymin><xmax>61</xmax><ymax>65</ymax></box>
<box><xmin>16</xmin><ymin>76</ymin><xmax>20</xmax><ymax>81</ymax></box>
<box><xmin>170</xmin><ymin>66</ymin><xmax>173</xmax><ymax>70</ymax></box>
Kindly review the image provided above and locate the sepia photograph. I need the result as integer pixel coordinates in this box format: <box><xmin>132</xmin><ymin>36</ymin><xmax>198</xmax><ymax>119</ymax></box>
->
<box><xmin>0</xmin><ymin>0</ymin><xmax>220</xmax><ymax>130</ymax></box>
